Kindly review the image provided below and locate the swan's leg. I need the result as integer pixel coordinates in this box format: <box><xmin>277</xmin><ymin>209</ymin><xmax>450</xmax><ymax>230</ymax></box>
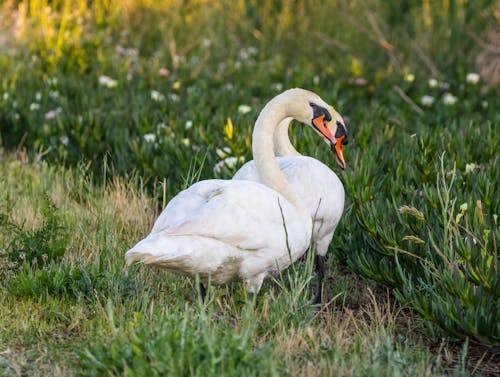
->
<box><xmin>312</xmin><ymin>255</ymin><xmax>325</xmax><ymax>305</ymax></box>
<box><xmin>199</xmin><ymin>282</ymin><xmax>207</xmax><ymax>302</ymax></box>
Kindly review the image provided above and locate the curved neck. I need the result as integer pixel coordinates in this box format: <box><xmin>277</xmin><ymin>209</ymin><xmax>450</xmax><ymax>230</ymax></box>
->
<box><xmin>252</xmin><ymin>97</ymin><xmax>310</xmax><ymax>223</ymax></box>
<box><xmin>274</xmin><ymin>117</ymin><xmax>301</xmax><ymax>157</ymax></box>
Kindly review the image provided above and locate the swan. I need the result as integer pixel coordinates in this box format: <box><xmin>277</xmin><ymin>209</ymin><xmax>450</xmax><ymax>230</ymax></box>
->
<box><xmin>233</xmin><ymin>110</ymin><xmax>348</xmax><ymax>304</ymax></box>
<box><xmin>125</xmin><ymin>88</ymin><xmax>344</xmax><ymax>297</ymax></box>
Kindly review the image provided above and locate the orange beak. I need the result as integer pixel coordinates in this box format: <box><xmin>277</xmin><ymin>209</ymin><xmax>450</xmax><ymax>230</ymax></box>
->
<box><xmin>312</xmin><ymin>115</ymin><xmax>335</xmax><ymax>142</ymax></box>
<box><xmin>333</xmin><ymin>135</ymin><xmax>346</xmax><ymax>170</ymax></box>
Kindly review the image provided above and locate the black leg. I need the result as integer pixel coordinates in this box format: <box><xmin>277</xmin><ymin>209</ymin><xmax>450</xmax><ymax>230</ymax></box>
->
<box><xmin>312</xmin><ymin>255</ymin><xmax>325</xmax><ymax>305</ymax></box>
<box><xmin>199</xmin><ymin>282</ymin><xmax>207</xmax><ymax>302</ymax></box>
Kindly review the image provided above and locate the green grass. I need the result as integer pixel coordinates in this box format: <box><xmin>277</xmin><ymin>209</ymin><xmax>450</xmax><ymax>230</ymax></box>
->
<box><xmin>1</xmin><ymin>0</ymin><xmax>499</xmax><ymax>375</ymax></box>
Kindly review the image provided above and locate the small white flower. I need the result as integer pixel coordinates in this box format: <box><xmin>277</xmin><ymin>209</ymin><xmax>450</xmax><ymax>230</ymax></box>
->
<box><xmin>313</xmin><ymin>75</ymin><xmax>320</xmax><ymax>85</ymax></box>
<box><xmin>144</xmin><ymin>133</ymin><xmax>156</xmax><ymax>143</ymax></box>
<box><xmin>45</xmin><ymin>107</ymin><xmax>62</xmax><ymax>120</ymax></box>
<box><xmin>185</xmin><ymin>120</ymin><xmax>193</xmax><ymax>130</ymax></box>
<box><xmin>48</xmin><ymin>77</ymin><xmax>58</xmax><ymax>86</ymax></box>
<box><xmin>442</xmin><ymin>93</ymin><xmax>458</xmax><ymax>106</ymax></box>
<box><xmin>49</xmin><ymin>90</ymin><xmax>59</xmax><ymax>99</ymax></box>
<box><xmin>439</xmin><ymin>82</ymin><xmax>450</xmax><ymax>90</ymax></box>
<box><xmin>150</xmin><ymin>90</ymin><xmax>165</xmax><ymax>102</ymax></box>
<box><xmin>156</xmin><ymin>122</ymin><xmax>168</xmax><ymax>130</ymax></box>
<box><xmin>421</xmin><ymin>95</ymin><xmax>435</xmax><ymax>107</ymax></box>
<box><xmin>238</xmin><ymin>105</ymin><xmax>251</xmax><ymax>114</ymax></box>
<box><xmin>12</xmin><ymin>101</ymin><xmax>17</xmax><ymax>108</ymax></box>
<box><xmin>2</xmin><ymin>92</ymin><xmax>9</xmax><ymax>101</ymax></box>
<box><xmin>404</xmin><ymin>73</ymin><xmax>415</xmax><ymax>83</ymax></box>
<box><xmin>428</xmin><ymin>78</ymin><xmax>438</xmax><ymax>88</ymax></box>
<box><xmin>30</xmin><ymin>103</ymin><xmax>40</xmax><ymax>111</ymax></box>
<box><xmin>466</xmin><ymin>72</ymin><xmax>480</xmax><ymax>85</ymax></box>
<box><xmin>60</xmin><ymin>135</ymin><xmax>69</xmax><ymax>146</ymax></box>
<box><xmin>216</xmin><ymin>147</ymin><xmax>232</xmax><ymax>159</ymax></box>
<box><xmin>201</xmin><ymin>38</ymin><xmax>211</xmax><ymax>47</ymax></box>
<box><xmin>35</xmin><ymin>92</ymin><xmax>42</xmax><ymax>101</ymax></box>
<box><xmin>224</xmin><ymin>157</ymin><xmax>238</xmax><ymax>169</ymax></box>
<box><xmin>213</xmin><ymin>160</ymin><xmax>225</xmax><ymax>173</ymax></box>
<box><xmin>225</xmin><ymin>83</ymin><xmax>233</xmax><ymax>91</ymax></box>
<box><xmin>169</xmin><ymin>94</ymin><xmax>180</xmax><ymax>102</ymax></box>
<box><xmin>465</xmin><ymin>163</ymin><xmax>476</xmax><ymax>174</ymax></box>
<box><xmin>98</xmin><ymin>75</ymin><xmax>118</xmax><ymax>88</ymax></box>
<box><xmin>181</xmin><ymin>138</ymin><xmax>190</xmax><ymax>146</ymax></box>
<box><xmin>271</xmin><ymin>83</ymin><xmax>283</xmax><ymax>91</ymax></box>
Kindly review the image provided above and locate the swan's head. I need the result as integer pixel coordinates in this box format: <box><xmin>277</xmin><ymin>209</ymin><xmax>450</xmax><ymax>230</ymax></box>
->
<box><xmin>263</xmin><ymin>88</ymin><xmax>348</xmax><ymax>169</ymax></box>
<box><xmin>308</xmin><ymin>101</ymin><xmax>348</xmax><ymax>170</ymax></box>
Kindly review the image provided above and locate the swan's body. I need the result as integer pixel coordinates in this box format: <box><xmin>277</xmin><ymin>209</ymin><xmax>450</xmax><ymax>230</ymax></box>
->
<box><xmin>234</xmin><ymin>155</ymin><xmax>344</xmax><ymax>257</ymax></box>
<box><xmin>234</xmin><ymin>116</ymin><xmax>346</xmax><ymax>258</ymax></box>
<box><xmin>125</xmin><ymin>179</ymin><xmax>310</xmax><ymax>291</ymax></box>
<box><xmin>125</xmin><ymin>88</ymin><xmax>347</xmax><ymax>296</ymax></box>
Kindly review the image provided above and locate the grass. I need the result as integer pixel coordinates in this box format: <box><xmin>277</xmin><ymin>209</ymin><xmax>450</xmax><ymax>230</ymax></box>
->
<box><xmin>1</xmin><ymin>0</ymin><xmax>499</xmax><ymax>376</ymax></box>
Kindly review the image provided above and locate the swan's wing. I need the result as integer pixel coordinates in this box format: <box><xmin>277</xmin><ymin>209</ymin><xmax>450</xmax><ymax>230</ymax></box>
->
<box><xmin>150</xmin><ymin>179</ymin><xmax>310</xmax><ymax>253</ymax></box>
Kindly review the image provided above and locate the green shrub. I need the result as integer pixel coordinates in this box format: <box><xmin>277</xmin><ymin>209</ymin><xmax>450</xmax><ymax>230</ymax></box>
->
<box><xmin>6</xmin><ymin>261</ymin><xmax>139</xmax><ymax>302</ymax></box>
<box><xmin>339</xmin><ymin>155</ymin><xmax>499</xmax><ymax>347</ymax></box>
<box><xmin>0</xmin><ymin>196</ymin><xmax>68</xmax><ymax>270</ymax></box>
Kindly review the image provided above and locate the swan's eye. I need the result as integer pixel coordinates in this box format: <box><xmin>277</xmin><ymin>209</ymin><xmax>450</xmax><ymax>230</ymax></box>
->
<box><xmin>310</xmin><ymin>103</ymin><xmax>332</xmax><ymax>121</ymax></box>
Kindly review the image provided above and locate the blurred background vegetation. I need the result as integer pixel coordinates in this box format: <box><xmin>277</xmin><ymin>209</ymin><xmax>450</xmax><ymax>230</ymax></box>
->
<box><xmin>0</xmin><ymin>0</ymin><xmax>499</xmax><ymax>375</ymax></box>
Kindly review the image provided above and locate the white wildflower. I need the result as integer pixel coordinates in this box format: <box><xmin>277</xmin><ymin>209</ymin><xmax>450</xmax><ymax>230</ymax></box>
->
<box><xmin>420</xmin><ymin>95</ymin><xmax>434</xmax><ymax>107</ymax></box>
<box><xmin>466</xmin><ymin>72</ymin><xmax>480</xmax><ymax>85</ymax></box>
<box><xmin>30</xmin><ymin>103</ymin><xmax>40</xmax><ymax>111</ymax></box>
<box><xmin>49</xmin><ymin>90</ymin><xmax>59</xmax><ymax>99</ymax></box>
<box><xmin>428</xmin><ymin>78</ymin><xmax>438</xmax><ymax>88</ymax></box>
<box><xmin>224</xmin><ymin>157</ymin><xmax>238</xmax><ymax>169</ymax></box>
<box><xmin>313</xmin><ymin>75</ymin><xmax>320</xmax><ymax>85</ymax></box>
<box><xmin>169</xmin><ymin>93</ymin><xmax>180</xmax><ymax>102</ymax></box>
<box><xmin>185</xmin><ymin>120</ymin><xmax>193</xmax><ymax>130</ymax></box>
<box><xmin>404</xmin><ymin>73</ymin><xmax>415</xmax><ymax>83</ymax></box>
<box><xmin>150</xmin><ymin>90</ymin><xmax>165</xmax><ymax>102</ymax></box>
<box><xmin>60</xmin><ymin>135</ymin><xmax>69</xmax><ymax>146</ymax></box>
<box><xmin>35</xmin><ymin>92</ymin><xmax>42</xmax><ymax>101</ymax></box>
<box><xmin>3</xmin><ymin>92</ymin><xmax>9</xmax><ymax>101</ymax></box>
<box><xmin>98</xmin><ymin>75</ymin><xmax>118</xmax><ymax>88</ymax></box>
<box><xmin>465</xmin><ymin>163</ymin><xmax>476</xmax><ymax>174</ymax></box>
<box><xmin>442</xmin><ymin>93</ymin><xmax>457</xmax><ymax>106</ymax></box>
<box><xmin>271</xmin><ymin>83</ymin><xmax>283</xmax><ymax>91</ymax></box>
<box><xmin>216</xmin><ymin>147</ymin><xmax>232</xmax><ymax>159</ymax></box>
<box><xmin>156</xmin><ymin>122</ymin><xmax>168</xmax><ymax>130</ymax></box>
<box><xmin>213</xmin><ymin>160</ymin><xmax>225</xmax><ymax>174</ymax></box>
<box><xmin>201</xmin><ymin>38</ymin><xmax>211</xmax><ymax>47</ymax></box>
<box><xmin>44</xmin><ymin>107</ymin><xmax>62</xmax><ymax>120</ymax></box>
<box><xmin>181</xmin><ymin>138</ymin><xmax>190</xmax><ymax>146</ymax></box>
<box><xmin>144</xmin><ymin>133</ymin><xmax>156</xmax><ymax>143</ymax></box>
<box><xmin>238</xmin><ymin>105</ymin><xmax>251</xmax><ymax>114</ymax></box>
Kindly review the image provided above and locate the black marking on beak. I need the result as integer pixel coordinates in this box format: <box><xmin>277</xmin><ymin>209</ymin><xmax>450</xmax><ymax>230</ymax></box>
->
<box><xmin>335</xmin><ymin>121</ymin><xmax>348</xmax><ymax>145</ymax></box>
<box><xmin>310</xmin><ymin>103</ymin><xmax>332</xmax><ymax>122</ymax></box>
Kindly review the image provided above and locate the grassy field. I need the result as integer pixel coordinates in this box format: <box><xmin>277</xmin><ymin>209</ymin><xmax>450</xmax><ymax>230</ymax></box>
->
<box><xmin>1</xmin><ymin>0</ymin><xmax>499</xmax><ymax>376</ymax></box>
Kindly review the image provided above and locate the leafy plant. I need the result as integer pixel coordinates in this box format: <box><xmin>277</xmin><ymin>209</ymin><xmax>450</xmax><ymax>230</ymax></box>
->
<box><xmin>0</xmin><ymin>195</ymin><xmax>68</xmax><ymax>270</ymax></box>
<box><xmin>340</xmin><ymin>156</ymin><xmax>499</xmax><ymax>346</ymax></box>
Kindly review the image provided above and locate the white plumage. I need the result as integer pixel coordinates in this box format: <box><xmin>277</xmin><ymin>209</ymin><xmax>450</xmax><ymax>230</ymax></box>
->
<box><xmin>125</xmin><ymin>88</ymin><xmax>347</xmax><ymax>296</ymax></box>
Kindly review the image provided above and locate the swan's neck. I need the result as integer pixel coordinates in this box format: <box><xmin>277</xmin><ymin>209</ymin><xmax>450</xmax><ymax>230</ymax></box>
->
<box><xmin>252</xmin><ymin>99</ymin><xmax>310</xmax><ymax>223</ymax></box>
<box><xmin>274</xmin><ymin>117</ymin><xmax>301</xmax><ymax>157</ymax></box>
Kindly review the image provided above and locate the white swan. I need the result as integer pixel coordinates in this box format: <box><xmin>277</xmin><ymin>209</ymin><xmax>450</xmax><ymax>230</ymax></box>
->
<box><xmin>125</xmin><ymin>88</ymin><xmax>342</xmax><ymax>296</ymax></box>
<box><xmin>233</xmin><ymin>110</ymin><xmax>348</xmax><ymax>303</ymax></box>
